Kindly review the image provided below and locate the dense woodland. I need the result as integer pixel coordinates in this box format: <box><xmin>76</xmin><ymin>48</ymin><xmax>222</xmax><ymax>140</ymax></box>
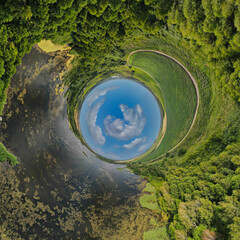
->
<box><xmin>129</xmin><ymin>116</ymin><xmax>240</xmax><ymax>239</ymax></box>
<box><xmin>0</xmin><ymin>0</ymin><xmax>240</xmax><ymax>239</ymax></box>
<box><xmin>1</xmin><ymin>0</ymin><xmax>240</xmax><ymax>112</ymax></box>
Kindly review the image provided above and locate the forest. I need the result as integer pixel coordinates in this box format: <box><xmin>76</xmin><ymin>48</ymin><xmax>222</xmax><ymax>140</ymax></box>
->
<box><xmin>0</xmin><ymin>0</ymin><xmax>240</xmax><ymax>239</ymax></box>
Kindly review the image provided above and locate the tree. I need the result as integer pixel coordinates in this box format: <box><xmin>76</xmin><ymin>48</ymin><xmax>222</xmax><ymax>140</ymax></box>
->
<box><xmin>229</xmin><ymin>217</ymin><xmax>240</xmax><ymax>240</ymax></box>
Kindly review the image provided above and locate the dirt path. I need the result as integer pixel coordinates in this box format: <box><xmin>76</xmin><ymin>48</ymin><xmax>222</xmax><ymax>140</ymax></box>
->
<box><xmin>127</xmin><ymin>50</ymin><xmax>200</xmax><ymax>161</ymax></box>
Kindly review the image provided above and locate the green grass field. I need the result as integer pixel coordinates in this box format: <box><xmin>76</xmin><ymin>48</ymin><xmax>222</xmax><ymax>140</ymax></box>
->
<box><xmin>139</xmin><ymin>194</ymin><xmax>159</xmax><ymax>212</ymax></box>
<box><xmin>143</xmin><ymin>226</ymin><xmax>170</xmax><ymax>240</ymax></box>
<box><xmin>143</xmin><ymin>183</ymin><xmax>157</xmax><ymax>194</ymax></box>
<box><xmin>0</xmin><ymin>143</ymin><xmax>18</xmax><ymax>165</ymax></box>
<box><xmin>129</xmin><ymin>51</ymin><xmax>197</xmax><ymax>161</ymax></box>
<box><xmin>131</xmin><ymin>67</ymin><xmax>166</xmax><ymax>110</ymax></box>
<box><xmin>139</xmin><ymin>182</ymin><xmax>159</xmax><ymax>211</ymax></box>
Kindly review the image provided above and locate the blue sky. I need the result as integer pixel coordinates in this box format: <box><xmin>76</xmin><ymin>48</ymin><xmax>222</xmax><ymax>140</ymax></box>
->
<box><xmin>79</xmin><ymin>78</ymin><xmax>161</xmax><ymax>161</ymax></box>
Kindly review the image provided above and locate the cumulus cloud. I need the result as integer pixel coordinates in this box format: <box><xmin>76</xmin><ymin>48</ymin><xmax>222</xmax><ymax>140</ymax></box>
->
<box><xmin>87</xmin><ymin>99</ymin><xmax>105</xmax><ymax>145</ymax></box>
<box><xmin>123</xmin><ymin>137</ymin><xmax>146</xmax><ymax>150</ymax></box>
<box><xmin>104</xmin><ymin>104</ymin><xmax>146</xmax><ymax>140</ymax></box>
<box><xmin>87</xmin><ymin>86</ymin><xmax>119</xmax><ymax>106</ymax></box>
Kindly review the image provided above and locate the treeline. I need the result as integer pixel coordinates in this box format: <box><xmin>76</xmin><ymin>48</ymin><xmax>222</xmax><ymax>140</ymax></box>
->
<box><xmin>1</xmin><ymin>0</ymin><xmax>240</xmax><ymax>115</ymax></box>
<box><xmin>67</xmin><ymin>0</ymin><xmax>240</xmax><ymax>102</ymax></box>
<box><xmin>0</xmin><ymin>0</ymin><xmax>88</xmax><ymax>164</ymax></box>
<box><xmin>0</xmin><ymin>0</ymin><xmax>83</xmax><ymax>113</ymax></box>
<box><xmin>168</xmin><ymin>0</ymin><xmax>240</xmax><ymax>101</ymax></box>
<box><xmin>129</xmin><ymin>114</ymin><xmax>240</xmax><ymax>239</ymax></box>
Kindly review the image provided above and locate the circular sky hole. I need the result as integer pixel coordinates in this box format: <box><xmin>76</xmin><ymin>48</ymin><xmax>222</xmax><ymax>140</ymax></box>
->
<box><xmin>79</xmin><ymin>78</ymin><xmax>162</xmax><ymax>161</ymax></box>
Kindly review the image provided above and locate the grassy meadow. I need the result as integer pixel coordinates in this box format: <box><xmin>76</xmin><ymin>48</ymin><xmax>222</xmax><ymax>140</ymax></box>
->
<box><xmin>130</xmin><ymin>67</ymin><xmax>166</xmax><ymax>110</ymax></box>
<box><xmin>129</xmin><ymin>51</ymin><xmax>197</xmax><ymax>161</ymax></box>
<box><xmin>0</xmin><ymin>143</ymin><xmax>17</xmax><ymax>165</ymax></box>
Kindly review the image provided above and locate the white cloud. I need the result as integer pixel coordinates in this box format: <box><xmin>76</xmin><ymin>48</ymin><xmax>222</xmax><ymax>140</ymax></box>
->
<box><xmin>95</xmin><ymin>148</ymin><xmax>120</xmax><ymax>160</ymax></box>
<box><xmin>138</xmin><ymin>143</ymin><xmax>149</xmax><ymax>153</ymax></box>
<box><xmin>87</xmin><ymin>86</ymin><xmax>119</xmax><ymax>106</ymax></box>
<box><xmin>123</xmin><ymin>137</ymin><xmax>146</xmax><ymax>150</ymax></box>
<box><xmin>104</xmin><ymin>104</ymin><xmax>146</xmax><ymax>140</ymax></box>
<box><xmin>87</xmin><ymin>98</ymin><xmax>105</xmax><ymax>145</ymax></box>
